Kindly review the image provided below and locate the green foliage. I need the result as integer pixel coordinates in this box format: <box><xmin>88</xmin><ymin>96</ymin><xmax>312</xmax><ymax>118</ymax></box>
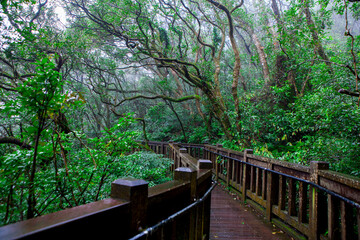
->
<box><xmin>4</xmin><ymin>57</ymin><xmax>64</xmax><ymax>118</ymax></box>
<box><xmin>0</xmin><ymin>114</ymin><xmax>172</xmax><ymax>226</ymax></box>
<box><xmin>0</xmin><ymin>147</ymin><xmax>172</xmax><ymax>226</ymax></box>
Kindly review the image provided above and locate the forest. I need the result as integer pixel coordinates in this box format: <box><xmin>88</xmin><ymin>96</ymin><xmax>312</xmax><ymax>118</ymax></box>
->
<box><xmin>0</xmin><ymin>0</ymin><xmax>359</xmax><ymax>227</ymax></box>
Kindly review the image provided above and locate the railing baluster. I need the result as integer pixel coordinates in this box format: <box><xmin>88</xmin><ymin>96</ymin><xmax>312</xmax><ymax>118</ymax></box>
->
<box><xmin>262</xmin><ymin>169</ymin><xmax>266</xmax><ymax>200</ymax></box>
<box><xmin>309</xmin><ymin>161</ymin><xmax>329</xmax><ymax>240</ymax></box>
<box><xmin>266</xmin><ymin>170</ymin><xmax>278</xmax><ymax>221</ymax></box>
<box><xmin>328</xmin><ymin>194</ymin><xmax>340</xmax><ymax>239</ymax></box>
<box><xmin>232</xmin><ymin>156</ymin><xmax>236</xmax><ymax>183</ymax></box>
<box><xmin>256</xmin><ymin>167</ymin><xmax>262</xmax><ymax>196</ymax></box>
<box><xmin>278</xmin><ymin>175</ymin><xmax>286</xmax><ymax>211</ymax></box>
<box><xmin>239</xmin><ymin>161</ymin><xmax>243</xmax><ymax>186</ymax></box>
<box><xmin>298</xmin><ymin>182</ymin><xmax>308</xmax><ymax>224</ymax></box>
<box><xmin>288</xmin><ymin>178</ymin><xmax>297</xmax><ymax>216</ymax></box>
<box><xmin>242</xmin><ymin>149</ymin><xmax>253</xmax><ymax>202</ymax></box>
<box><xmin>226</xmin><ymin>157</ymin><xmax>231</xmax><ymax>187</ymax></box>
<box><xmin>250</xmin><ymin>166</ymin><xmax>255</xmax><ymax>193</ymax></box>
<box><xmin>341</xmin><ymin>200</ymin><xmax>355</xmax><ymax>240</ymax></box>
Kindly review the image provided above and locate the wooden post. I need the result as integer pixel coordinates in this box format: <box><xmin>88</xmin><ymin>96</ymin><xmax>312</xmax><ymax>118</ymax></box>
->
<box><xmin>198</xmin><ymin>159</ymin><xmax>213</xmax><ymax>170</ymax></box>
<box><xmin>328</xmin><ymin>194</ymin><xmax>340</xmax><ymax>239</ymax></box>
<box><xmin>341</xmin><ymin>200</ymin><xmax>355</xmax><ymax>240</ymax></box>
<box><xmin>226</xmin><ymin>157</ymin><xmax>231</xmax><ymax>187</ymax></box>
<box><xmin>278</xmin><ymin>175</ymin><xmax>286</xmax><ymax>210</ymax></box>
<box><xmin>197</xmin><ymin>160</ymin><xmax>212</xmax><ymax>240</ymax></box>
<box><xmin>179</xmin><ymin>148</ymin><xmax>187</xmax><ymax>167</ymax></box>
<box><xmin>179</xmin><ymin>148</ymin><xmax>187</xmax><ymax>153</ymax></box>
<box><xmin>174</xmin><ymin>167</ymin><xmax>197</xmax><ymax>239</ymax></box>
<box><xmin>299</xmin><ymin>182</ymin><xmax>308</xmax><ymax>223</ymax></box>
<box><xmin>261</xmin><ymin>169</ymin><xmax>266</xmax><ymax>200</ymax></box>
<box><xmin>288</xmin><ymin>178</ymin><xmax>297</xmax><ymax>216</ymax></box>
<box><xmin>266</xmin><ymin>162</ymin><xmax>277</xmax><ymax>221</ymax></box>
<box><xmin>111</xmin><ymin>177</ymin><xmax>148</xmax><ymax>238</ymax></box>
<box><xmin>242</xmin><ymin>149</ymin><xmax>253</xmax><ymax>202</ymax></box>
<box><xmin>214</xmin><ymin>145</ymin><xmax>221</xmax><ymax>182</ymax></box>
<box><xmin>309</xmin><ymin>161</ymin><xmax>329</xmax><ymax>240</ymax></box>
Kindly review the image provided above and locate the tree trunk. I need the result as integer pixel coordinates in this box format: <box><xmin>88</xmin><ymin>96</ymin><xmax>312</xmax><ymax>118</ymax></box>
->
<box><xmin>27</xmin><ymin>126</ymin><xmax>42</xmax><ymax>219</ymax></box>
<box><xmin>235</xmin><ymin>20</ymin><xmax>271</xmax><ymax>92</ymax></box>
<box><xmin>302</xmin><ymin>0</ymin><xmax>333</xmax><ymax>73</ymax></box>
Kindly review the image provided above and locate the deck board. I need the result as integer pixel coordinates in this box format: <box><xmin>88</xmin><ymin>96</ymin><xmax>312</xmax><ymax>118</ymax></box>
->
<box><xmin>210</xmin><ymin>186</ymin><xmax>290</xmax><ymax>240</ymax></box>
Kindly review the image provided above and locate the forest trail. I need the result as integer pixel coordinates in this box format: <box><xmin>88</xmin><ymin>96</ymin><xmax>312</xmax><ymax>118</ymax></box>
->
<box><xmin>210</xmin><ymin>186</ymin><xmax>290</xmax><ymax>240</ymax></box>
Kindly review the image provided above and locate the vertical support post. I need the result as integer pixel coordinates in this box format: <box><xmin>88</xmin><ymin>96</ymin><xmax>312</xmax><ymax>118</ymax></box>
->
<box><xmin>278</xmin><ymin>175</ymin><xmax>286</xmax><ymax>210</ymax></box>
<box><xmin>242</xmin><ymin>149</ymin><xmax>253</xmax><ymax>202</ymax></box>
<box><xmin>169</xmin><ymin>141</ymin><xmax>174</xmax><ymax>160</ymax></box>
<box><xmin>309</xmin><ymin>161</ymin><xmax>329</xmax><ymax>240</ymax></box>
<box><xmin>341</xmin><ymin>200</ymin><xmax>355</xmax><ymax>240</ymax></box>
<box><xmin>198</xmin><ymin>159</ymin><xmax>213</xmax><ymax>170</ymax></box>
<box><xmin>250</xmin><ymin>166</ymin><xmax>255</xmax><ymax>192</ymax></box>
<box><xmin>226</xmin><ymin>157</ymin><xmax>230</xmax><ymax>187</ymax></box>
<box><xmin>261</xmin><ymin>169</ymin><xmax>266</xmax><ymax>200</ymax></box>
<box><xmin>160</xmin><ymin>143</ymin><xmax>164</xmax><ymax>155</ymax></box>
<box><xmin>111</xmin><ymin>178</ymin><xmax>148</xmax><ymax>238</ymax></box>
<box><xmin>179</xmin><ymin>148</ymin><xmax>187</xmax><ymax>168</ymax></box>
<box><xmin>197</xmin><ymin>160</ymin><xmax>212</xmax><ymax>240</ymax></box>
<box><xmin>266</xmin><ymin>163</ymin><xmax>277</xmax><ymax>221</ymax></box>
<box><xmin>288</xmin><ymin>178</ymin><xmax>297</xmax><ymax>216</ymax></box>
<box><xmin>299</xmin><ymin>182</ymin><xmax>308</xmax><ymax>223</ymax></box>
<box><xmin>266</xmin><ymin>171</ymin><xmax>273</xmax><ymax>221</ymax></box>
<box><xmin>174</xmin><ymin>167</ymin><xmax>197</xmax><ymax>239</ymax></box>
<box><xmin>328</xmin><ymin>194</ymin><xmax>340</xmax><ymax>239</ymax></box>
<box><xmin>215</xmin><ymin>145</ymin><xmax>223</xmax><ymax>182</ymax></box>
<box><xmin>256</xmin><ymin>168</ymin><xmax>261</xmax><ymax>196</ymax></box>
<box><xmin>179</xmin><ymin>148</ymin><xmax>187</xmax><ymax>153</ymax></box>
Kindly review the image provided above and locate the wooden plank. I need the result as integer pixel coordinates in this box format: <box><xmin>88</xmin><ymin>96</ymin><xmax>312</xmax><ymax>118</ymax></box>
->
<box><xmin>278</xmin><ymin>175</ymin><xmax>286</xmax><ymax>210</ymax></box>
<box><xmin>327</xmin><ymin>194</ymin><xmax>340</xmax><ymax>240</ymax></box>
<box><xmin>341</xmin><ymin>200</ymin><xmax>355</xmax><ymax>240</ymax></box>
<box><xmin>288</xmin><ymin>178</ymin><xmax>297</xmax><ymax>216</ymax></box>
<box><xmin>256</xmin><ymin>167</ymin><xmax>262</xmax><ymax>196</ymax></box>
<box><xmin>319</xmin><ymin>176</ymin><xmax>360</xmax><ymax>203</ymax></box>
<box><xmin>250</xmin><ymin>166</ymin><xmax>256</xmax><ymax>192</ymax></box>
<box><xmin>298</xmin><ymin>182</ymin><xmax>308</xmax><ymax>224</ymax></box>
<box><xmin>262</xmin><ymin>169</ymin><xmax>267</xmax><ymax>200</ymax></box>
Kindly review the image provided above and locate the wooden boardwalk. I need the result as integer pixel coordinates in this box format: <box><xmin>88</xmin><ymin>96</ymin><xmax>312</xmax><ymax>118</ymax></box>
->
<box><xmin>210</xmin><ymin>185</ymin><xmax>290</xmax><ymax>240</ymax></box>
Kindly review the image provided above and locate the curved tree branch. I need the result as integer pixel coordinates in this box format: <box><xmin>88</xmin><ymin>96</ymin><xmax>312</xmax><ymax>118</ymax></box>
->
<box><xmin>338</xmin><ymin>89</ymin><xmax>360</xmax><ymax>97</ymax></box>
<box><xmin>0</xmin><ymin>137</ymin><xmax>33</xmax><ymax>149</ymax></box>
<box><xmin>114</xmin><ymin>94</ymin><xmax>200</xmax><ymax>107</ymax></box>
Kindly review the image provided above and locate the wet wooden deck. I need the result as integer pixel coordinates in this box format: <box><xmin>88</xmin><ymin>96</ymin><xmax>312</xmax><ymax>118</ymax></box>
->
<box><xmin>210</xmin><ymin>185</ymin><xmax>290</xmax><ymax>240</ymax></box>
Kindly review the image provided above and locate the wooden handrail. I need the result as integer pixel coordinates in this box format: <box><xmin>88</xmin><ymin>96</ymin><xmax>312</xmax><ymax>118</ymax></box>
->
<box><xmin>179</xmin><ymin>142</ymin><xmax>360</xmax><ymax>240</ymax></box>
<box><xmin>0</xmin><ymin>141</ymin><xmax>213</xmax><ymax>240</ymax></box>
<box><xmin>2</xmin><ymin>140</ymin><xmax>359</xmax><ymax>240</ymax></box>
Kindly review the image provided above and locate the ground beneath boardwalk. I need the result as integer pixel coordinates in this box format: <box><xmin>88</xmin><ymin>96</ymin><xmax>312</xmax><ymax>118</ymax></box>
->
<box><xmin>210</xmin><ymin>185</ymin><xmax>292</xmax><ymax>240</ymax></box>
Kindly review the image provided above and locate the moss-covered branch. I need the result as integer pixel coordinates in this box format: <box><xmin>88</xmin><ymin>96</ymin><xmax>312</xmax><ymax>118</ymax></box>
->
<box><xmin>115</xmin><ymin>94</ymin><xmax>200</xmax><ymax>107</ymax></box>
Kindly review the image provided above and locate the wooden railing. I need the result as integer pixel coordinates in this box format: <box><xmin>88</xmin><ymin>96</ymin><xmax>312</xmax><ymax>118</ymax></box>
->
<box><xmin>2</xmin><ymin>141</ymin><xmax>359</xmax><ymax>240</ymax></box>
<box><xmin>179</xmin><ymin>142</ymin><xmax>360</xmax><ymax>240</ymax></box>
<box><xmin>0</xmin><ymin>142</ymin><xmax>213</xmax><ymax>240</ymax></box>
